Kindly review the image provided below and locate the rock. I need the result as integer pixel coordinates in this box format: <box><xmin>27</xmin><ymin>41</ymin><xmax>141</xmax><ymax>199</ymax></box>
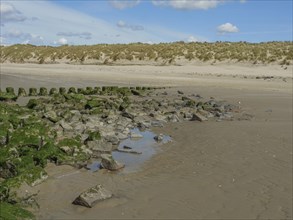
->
<box><xmin>137</xmin><ymin>121</ymin><xmax>151</xmax><ymax>130</ymax></box>
<box><xmin>183</xmin><ymin>112</ymin><xmax>193</xmax><ymax>120</ymax></box>
<box><xmin>177</xmin><ymin>90</ymin><xmax>184</xmax><ymax>95</ymax></box>
<box><xmin>116</xmin><ymin>132</ymin><xmax>128</xmax><ymax>140</ymax></box>
<box><xmin>100</xmin><ymin>154</ymin><xmax>125</xmax><ymax>171</ymax></box>
<box><xmin>60</xmin><ymin>120</ymin><xmax>73</xmax><ymax>131</ymax></box>
<box><xmin>43</xmin><ymin>110</ymin><xmax>59</xmax><ymax>123</ymax></box>
<box><xmin>18</xmin><ymin>88</ymin><xmax>27</xmax><ymax>97</ymax></box>
<box><xmin>116</xmin><ymin>148</ymin><xmax>142</xmax><ymax>154</ymax></box>
<box><xmin>168</xmin><ymin>114</ymin><xmax>180</xmax><ymax>122</ymax></box>
<box><xmin>104</xmin><ymin>135</ymin><xmax>120</xmax><ymax>145</ymax></box>
<box><xmin>80</xmin><ymin>145</ymin><xmax>93</xmax><ymax>156</ymax></box>
<box><xmin>72</xmin><ymin>184</ymin><xmax>112</xmax><ymax>208</ymax></box>
<box><xmin>87</xmin><ymin>140</ymin><xmax>112</xmax><ymax>153</ymax></box>
<box><xmin>192</xmin><ymin>112</ymin><xmax>208</xmax><ymax>122</ymax></box>
<box><xmin>123</xmin><ymin>145</ymin><xmax>132</xmax><ymax>149</ymax></box>
<box><xmin>151</xmin><ymin>121</ymin><xmax>164</xmax><ymax>127</ymax></box>
<box><xmin>72</xmin><ymin>122</ymin><xmax>86</xmax><ymax>134</ymax></box>
<box><xmin>130</xmin><ymin>132</ymin><xmax>143</xmax><ymax>139</ymax></box>
<box><xmin>60</xmin><ymin>146</ymin><xmax>73</xmax><ymax>155</ymax></box>
<box><xmin>121</xmin><ymin>111</ymin><xmax>134</xmax><ymax>120</ymax></box>
<box><xmin>154</xmin><ymin>133</ymin><xmax>164</xmax><ymax>142</ymax></box>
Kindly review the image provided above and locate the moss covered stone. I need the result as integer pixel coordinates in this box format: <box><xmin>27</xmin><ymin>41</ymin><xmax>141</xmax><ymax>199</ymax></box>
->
<box><xmin>39</xmin><ymin>87</ymin><xmax>48</xmax><ymax>96</ymax></box>
<box><xmin>0</xmin><ymin>92</ymin><xmax>18</xmax><ymax>102</ymax></box>
<box><xmin>85</xmin><ymin>99</ymin><xmax>105</xmax><ymax>109</ymax></box>
<box><xmin>59</xmin><ymin>87</ymin><xmax>66</xmax><ymax>95</ymax></box>
<box><xmin>49</xmin><ymin>88</ymin><xmax>58</xmax><ymax>95</ymax></box>
<box><xmin>6</xmin><ymin>87</ymin><xmax>15</xmax><ymax>95</ymax></box>
<box><xmin>68</xmin><ymin>87</ymin><xmax>76</xmax><ymax>94</ymax></box>
<box><xmin>28</xmin><ymin>88</ymin><xmax>37</xmax><ymax>96</ymax></box>
<box><xmin>17</xmin><ymin>88</ymin><xmax>27</xmax><ymax>97</ymax></box>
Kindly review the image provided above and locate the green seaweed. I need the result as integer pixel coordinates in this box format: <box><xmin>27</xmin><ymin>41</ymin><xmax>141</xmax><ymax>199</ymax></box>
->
<box><xmin>0</xmin><ymin>202</ymin><xmax>35</xmax><ymax>220</ymax></box>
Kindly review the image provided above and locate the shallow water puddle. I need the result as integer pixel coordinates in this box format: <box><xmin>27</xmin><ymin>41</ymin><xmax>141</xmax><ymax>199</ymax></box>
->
<box><xmin>89</xmin><ymin>128</ymin><xmax>171</xmax><ymax>173</ymax></box>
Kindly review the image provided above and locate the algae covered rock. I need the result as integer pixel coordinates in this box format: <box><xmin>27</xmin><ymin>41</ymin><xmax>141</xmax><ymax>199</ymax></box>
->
<box><xmin>59</xmin><ymin>87</ymin><xmax>66</xmax><ymax>95</ymax></box>
<box><xmin>0</xmin><ymin>92</ymin><xmax>18</xmax><ymax>102</ymax></box>
<box><xmin>43</xmin><ymin>110</ymin><xmax>59</xmax><ymax>123</ymax></box>
<box><xmin>68</xmin><ymin>87</ymin><xmax>76</xmax><ymax>94</ymax></box>
<box><xmin>72</xmin><ymin>184</ymin><xmax>112</xmax><ymax>208</ymax></box>
<box><xmin>18</xmin><ymin>88</ymin><xmax>27</xmax><ymax>97</ymax></box>
<box><xmin>39</xmin><ymin>87</ymin><xmax>48</xmax><ymax>96</ymax></box>
<box><xmin>49</xmin><ymin>88</ymin><xmax>58</xmax><ymax>95</ymax></box>
<box><xmin>6</xmin><ymin>87</ymin><xmax>15</xmax><ymax>95</ymax></box>
<box><xmin>29</xmin><ymin>88</ymin><xmax>38</xmax><ymax>96</ymax></box>
<box><xmin>26</xmin><ymin>99</ymin><xmax>40</xmax><ymax>109</ymax></box>
<box><xmin>0</xmin><ymin>202</ymin><xmax>35</xmax><ymax>220</ymax></box>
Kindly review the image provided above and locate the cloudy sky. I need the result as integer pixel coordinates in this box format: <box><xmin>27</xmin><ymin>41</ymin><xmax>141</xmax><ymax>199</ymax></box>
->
<box><xmin>0</xmin><ymin>0</ymin><xmax>292</xmax><ymax>45</ymax></box>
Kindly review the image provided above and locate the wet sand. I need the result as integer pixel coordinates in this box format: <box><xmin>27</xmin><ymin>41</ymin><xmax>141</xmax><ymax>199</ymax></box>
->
<box><xmin>0</xmin><ymin>63</ymin><xmax>292</xmax><ymax>219</ymax></box>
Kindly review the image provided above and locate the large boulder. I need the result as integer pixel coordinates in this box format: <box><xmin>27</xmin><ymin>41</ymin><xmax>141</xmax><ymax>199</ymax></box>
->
<box><xmin>72</xmin><ymin>184</ymin><xmax>112</xmax><ymax>208</ymax></box>
<box><xmin>100</xmin><ymin>154</ymin><xmax>125</xmax><ymax>171</ymax></box>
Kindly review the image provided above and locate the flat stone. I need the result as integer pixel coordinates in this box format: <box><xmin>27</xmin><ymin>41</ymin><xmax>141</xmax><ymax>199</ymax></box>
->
<box><xmin>60</xmin><ymin>120</ymin><xmax>73</xmax><ymax>131</ymax></box>
<box><xmin>192</xmin><ymin>112</ymin><xmax>208</xmax><ymax>122</ymax></box>
<box><xmin>116</xmin><ymin>132</ymin><xmax>128</xmax><ymax>140</ymax></box>
<box><xmin>87</xmin><ymin>140</ymin><xmax>112</xmax><ymax>153</ymax></box>
<box><xmin>130</xmin><ymin>132</ymin><xmax>143</xmax><ymax>139</ymax></box>
<box><xmin>72</xmin><ymin>184</ymin><xmax>112</xmax><ymax>208</ymax></box>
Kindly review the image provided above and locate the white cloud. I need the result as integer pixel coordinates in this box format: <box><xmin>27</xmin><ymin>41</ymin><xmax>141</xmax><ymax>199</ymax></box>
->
<box><xmin>55</xmin><ymin>38</ymin><xmax>68</xmax><ymax>45</ymax></box>
<box><xmin>152</xmin><ymin>0</ymin><xmax>221</xmax><ymax>10</ymax></box>
<box><xmin>0</xmin><ymin>2</ymin><xmax>27</xmax><ymax>25</ymax></box>
<box><xmin>0</xmin><ymin>1</ymin><xmax>207</xmax><ymax>45</ymax></box>
<box><xmin>116</xmin><ymin>20</ymin><xmax>144</xmax><ymax>31</ymax></box>
<box><xmin>57</xmin><ymin>31</ymin><xmax>92</xmax><ymax>39</ymax></box>
<box><xmin>109</xmin><ymin>0</ymin><xmax>140</xmax><ymax>9</ymax></box>
<box><xmin>187</xmin><ymin>36</ymin><xmax>200</xmax><ymax>42</ymax></box>
<box><xmin>1</xmin><ymin>28</ymin><xmax>44</xmax><ymax>45</ymax></box>
<box><xmin>217</xmin><ymin>23</ymin><xmax>239</xmax><ymax>34</ymax></box>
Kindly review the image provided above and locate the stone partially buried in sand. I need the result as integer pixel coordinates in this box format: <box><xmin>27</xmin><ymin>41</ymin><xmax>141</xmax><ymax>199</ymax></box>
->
<box><xmin>72</xmin><ymin>184</ymin><xmax>112</xmax><ymax>208</ymax></box>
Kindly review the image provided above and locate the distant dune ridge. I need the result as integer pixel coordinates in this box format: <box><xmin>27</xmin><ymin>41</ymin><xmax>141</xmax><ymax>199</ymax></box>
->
<box><xmin>1</xmin><ymin>42</ymin><xmax>292</xmax><ymax>65</ymax></box>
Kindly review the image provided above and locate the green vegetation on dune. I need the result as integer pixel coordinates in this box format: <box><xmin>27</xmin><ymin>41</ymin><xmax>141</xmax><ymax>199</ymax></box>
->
<box><xmin>1</xmin><ymin>42</ymin><xmax>292</xmax><ymax>65</ymax></box>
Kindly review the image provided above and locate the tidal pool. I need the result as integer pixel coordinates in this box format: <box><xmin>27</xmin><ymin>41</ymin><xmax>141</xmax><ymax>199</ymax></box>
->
<box><xmin>88</xmin><ymin>128</ymin><xmax>171</xmax><ymax>173</ymax></box>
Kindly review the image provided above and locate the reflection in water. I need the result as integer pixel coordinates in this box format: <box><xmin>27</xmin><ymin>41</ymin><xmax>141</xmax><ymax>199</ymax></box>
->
<box><xmin>88</xmin><ymin>128</ymin><xmax>171</xmax><ymax>173</ymax></box>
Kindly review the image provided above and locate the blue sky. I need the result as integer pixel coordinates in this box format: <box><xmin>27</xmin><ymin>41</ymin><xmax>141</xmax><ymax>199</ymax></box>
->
<box><xmin>0</xmin><ymin>0</ymin><xmax>292</xmax><ymax>45</ymax></box>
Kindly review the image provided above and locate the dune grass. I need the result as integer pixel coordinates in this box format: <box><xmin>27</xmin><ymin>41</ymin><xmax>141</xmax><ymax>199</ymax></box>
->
<box><xmin>1</xmin><ymin>42</ymin><xmax>292</xmax><ymax>65</ymax></box>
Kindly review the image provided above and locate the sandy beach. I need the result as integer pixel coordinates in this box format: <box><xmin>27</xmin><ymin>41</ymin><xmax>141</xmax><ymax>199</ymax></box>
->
<box><xmin>0</xmin><ymin>63</ymin><xmax>292</xmax><ymax>219</ymax></box>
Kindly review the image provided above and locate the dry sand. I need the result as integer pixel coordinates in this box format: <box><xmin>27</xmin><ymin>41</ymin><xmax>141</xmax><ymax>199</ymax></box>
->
<box><xmin>0</xmin><ymin>63</ymin><xmax>292</xmax><ymax>219</ymax></box>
